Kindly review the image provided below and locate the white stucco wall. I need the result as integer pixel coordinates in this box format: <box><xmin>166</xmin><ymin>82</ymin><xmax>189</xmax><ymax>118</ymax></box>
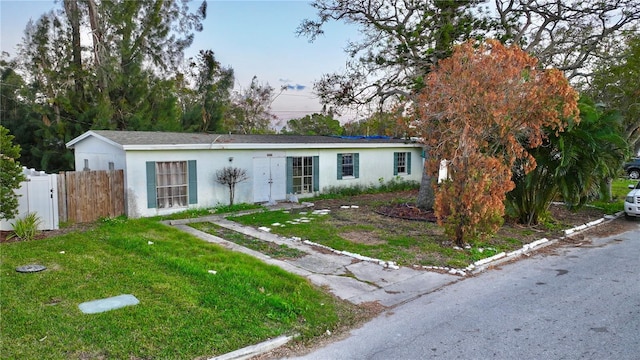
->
<box><xmin>72</xmin><ymin>137</ymin><xmax>126</xmax><ymax>171</ymax></box>
<box><xmin>122</xmin><ymin>145</ymin><xmax>422</xmax><ymax>218</ymax></box>
<box><xmin>317</xmin><ymin>147</ymin><xmax>422</xmax><ymax>192</ymax></box>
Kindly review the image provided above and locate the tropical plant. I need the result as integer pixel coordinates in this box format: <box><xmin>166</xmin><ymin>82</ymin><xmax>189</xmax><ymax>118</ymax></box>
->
<box><xmin>9</xmin><ymin>213</ymin><xmax>42</xmax><ymax>241</ymax></box>
<box><xmin>506</xmin><ymin>98</ymin><xmax>629</xmax><ymax>225</ymax></box>
<box><xmin>413</xmin><ymin>40</ymin><xmax>579</xmax><ymax>245</ymax></box>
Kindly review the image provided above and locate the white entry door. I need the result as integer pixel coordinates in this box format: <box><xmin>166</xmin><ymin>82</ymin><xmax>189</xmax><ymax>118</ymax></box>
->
<box><xmin>253</xmin><ymin>153</ymin><xmax>286</xmax><ymax>203</ymax></box>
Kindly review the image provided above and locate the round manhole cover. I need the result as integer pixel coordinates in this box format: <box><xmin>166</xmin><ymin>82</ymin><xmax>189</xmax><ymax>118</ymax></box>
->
<box><xmin>16</xmin><ymin>264</ymin><xmax>47</xmax><ymax>273</ymax></box>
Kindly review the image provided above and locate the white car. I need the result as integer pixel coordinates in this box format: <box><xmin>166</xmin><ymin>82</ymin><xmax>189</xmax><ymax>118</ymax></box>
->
<box><xmin>624</xmin><ymin>181</ymin><xmax>640</xmax><ymax>219</ymax></box>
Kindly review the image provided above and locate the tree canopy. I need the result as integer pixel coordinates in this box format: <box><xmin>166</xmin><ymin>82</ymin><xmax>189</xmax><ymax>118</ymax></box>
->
<box><xmin>0</xmin><ymin>126</ymin><xmax>26</xmax><ymax>221</ymax></box>
<box><xmin>414</xmin><ymin>40</ymin><xmax>579</xmax><ymax>245</ymax></box>
<box><xmin>588</xmin><ymin>33</ymin><xmax>640</xmax><ymax>155</ymax></box>
<box><xmin>283</xmin><ymin>113</ymin><xmax>343</xmax><ymax>136</ymax></box>
<box><xmin>299</xmin><ymin>0</ymin><xmax>639</xmax><ymax>112</ymax></box>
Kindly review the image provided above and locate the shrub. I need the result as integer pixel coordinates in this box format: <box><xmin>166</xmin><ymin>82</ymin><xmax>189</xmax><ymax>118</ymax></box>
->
<box><xmin>9</xmin><ymin>213</ymin><xmax>42</xmax><ymax>241</ymax></box>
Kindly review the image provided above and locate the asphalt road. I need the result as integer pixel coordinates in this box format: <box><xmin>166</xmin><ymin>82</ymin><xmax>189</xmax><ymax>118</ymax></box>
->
<box><xmin>288</xmin><ymin>224</ymin><xmax>640</xmax><ymax>360</ymax></box>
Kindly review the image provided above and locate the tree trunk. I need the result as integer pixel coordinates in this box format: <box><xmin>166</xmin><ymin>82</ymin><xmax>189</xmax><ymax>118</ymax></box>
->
<box><xmin>599</xmin><ymin>177</ymin><xmax>613</xmax><ymax>202</ymax></box>
<box><xmin>87</xmin><ymin>0</ymin><xmax>108</xmax><ymax>97</ymax></box>
<box><xmin>228</xmin><ymin>184</ymin><xmax>235</xmax><ymax>205</ymax></box>
<box><xmin>63</xmin><ymin>0</ymin><xmax>83</xmax><ymax>98</ymax></box>
<box><xmin>416</xmin><ymin>147</ymin><xmax>435</xmax><ymax>211</ymax></box>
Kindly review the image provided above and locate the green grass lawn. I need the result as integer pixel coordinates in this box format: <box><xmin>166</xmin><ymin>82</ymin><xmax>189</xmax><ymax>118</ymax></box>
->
<box><xmin>590</xmin><ymin>178</ymin><xmax>638</xmax><ymax>214</ymax></box>
<box><xmin>0</xmin><ymin>217</ymin><xmax>357</xmax><ymax>359</ymax></box>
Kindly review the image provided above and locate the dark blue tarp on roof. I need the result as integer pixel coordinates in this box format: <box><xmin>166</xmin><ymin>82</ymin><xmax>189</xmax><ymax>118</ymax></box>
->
<box><xmin>332</xmin><ymin>135</ymin><xmax>392</xmax><ymax>140</ymax></box>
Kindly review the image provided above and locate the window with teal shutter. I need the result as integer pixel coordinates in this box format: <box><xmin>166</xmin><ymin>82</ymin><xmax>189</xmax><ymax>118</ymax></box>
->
<box><xmin>338</xmin><ymin>153</ymin><xmax>358</xmax><ymax>179</ymax></box>
<box><xmin>313</xmin><ymin>156</ymin><xmax>319</xmax><ymax>191</ymax></box>
<box><xmin>147</xmin><ymin>160</ymin><xmax>194</xmax><ymax>209</ymax></box>
<box><xmin>354</xmin><ymin>153</ymin><xmax>359</xmax><ymax>178</ymax></box>
<box><xmin>286</xmin><ymin>157</ymin><xmax>293</xmax><ymax>194</ymax></box>
<box><xmin>394</xmin><ymin>152</ymin><xmax>408</xmax><ymax>175</ymax></box>
<box><xmin>393</xmin><ymin>152</ymin><xmax>399</xmax><ymax>175</ymax></box>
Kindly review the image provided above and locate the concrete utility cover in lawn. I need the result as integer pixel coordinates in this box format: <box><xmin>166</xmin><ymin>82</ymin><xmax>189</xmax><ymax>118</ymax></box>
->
<box><xmin>16</xmin><ymin>264</ymin><xmax>47</xmax><ymax>273</ymax></box>
<box><xmin>78</xmin><ymin>294</ymin><xmax>140</xmax><ymax>314</ymax></box>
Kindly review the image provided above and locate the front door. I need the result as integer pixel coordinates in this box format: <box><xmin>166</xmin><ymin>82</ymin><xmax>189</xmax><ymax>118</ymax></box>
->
<box><xmin>253</xmin><ymin>153</ymin><xmax>286</xmax><ymax>203</ymax></box>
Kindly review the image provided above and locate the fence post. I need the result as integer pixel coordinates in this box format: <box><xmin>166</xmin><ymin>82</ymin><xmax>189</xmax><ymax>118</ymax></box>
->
<box><xmin>57</xmin><ymin>171</ymin><xmax>68</xmax><ymax>223</ymax></box>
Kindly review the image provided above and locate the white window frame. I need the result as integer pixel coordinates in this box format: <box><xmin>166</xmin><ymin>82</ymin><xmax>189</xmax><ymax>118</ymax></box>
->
<box><xmin>292</xmin><ymin>156</ymin><xmax>313</xmax><ymax>194</ymax></box>
<box><xmin>396</xmin><ymin>152</ymin><xmax>407</xmax><ymax>174</ymax></box>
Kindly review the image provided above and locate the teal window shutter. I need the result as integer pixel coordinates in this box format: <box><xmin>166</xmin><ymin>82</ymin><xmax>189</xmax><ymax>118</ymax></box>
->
<box><xmin>146</xmin><ymin>162</ymin><xmax>157</xmax><ymax>208</ymax></box>
<box><xmin>354</xmin><ymin>153</ymin><xmax>359</xmax><ymax>178</ymax></box>
<box><xmin>313</xmin><ymin>156</ymin><xmax>319</xmax><ymax>192</ymax></box>
<box><xmin>188</xmin><ymin>160</ymin><xmax>197</xmax><ymax>204</ymax></box>
<box><xmin>286</xmin><ymin>157</ymin><xmax>293</xmax><ymax>194</ymax></box>
<box><xmin>407</xmin><ymin>152</ymin><xmax>412</xmax><ymax>175</ymax></box>
<box><xmin>393</xmin><ymin>152</ymin><xmax>399</xmax><ymax>176</ymax></box>
<box><xmin>337</xmin><ymin>153</ymin><xmax>343</xmax><ymax>179</ymax></box>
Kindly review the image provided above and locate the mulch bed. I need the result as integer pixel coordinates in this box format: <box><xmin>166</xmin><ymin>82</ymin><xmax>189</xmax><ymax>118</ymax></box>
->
<box><xmin>375</xmin><ymin>203</ymin><xmax>438</xmax><ymax>222</ymax></box>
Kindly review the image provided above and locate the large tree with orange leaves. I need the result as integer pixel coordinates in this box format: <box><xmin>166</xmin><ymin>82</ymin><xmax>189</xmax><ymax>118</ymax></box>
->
<box><xmin>414</xmin><ymin>40</ymin><xmax>579</xmax><ymax>246</ymax></box>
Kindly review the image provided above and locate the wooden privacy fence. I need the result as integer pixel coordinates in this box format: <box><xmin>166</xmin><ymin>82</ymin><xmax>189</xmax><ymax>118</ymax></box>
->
<box><xmin>58</xmin><ymin>170</ymin><xmax>125</xmax><ymax>223</ymax></box>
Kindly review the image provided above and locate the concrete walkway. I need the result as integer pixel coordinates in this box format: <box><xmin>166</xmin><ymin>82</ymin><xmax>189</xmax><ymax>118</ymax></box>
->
<box><xmin>167</xmin><ymin>208</ymin><xmax>461</xmax><ymax>308</ymax></box>
<box><xmin>165</xmin><ymin>205</ymin><xmax>620</xmax><ymax>360</ymax></box>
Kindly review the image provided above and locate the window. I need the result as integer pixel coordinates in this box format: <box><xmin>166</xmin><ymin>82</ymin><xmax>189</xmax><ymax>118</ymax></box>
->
<box><xmin>394</xmin><ymin>152</ymin><xmax>412</xmax><ymax>175</ymax></box>
<box><xmin>292</xmin><ymin>156</ymin><xmax>313</xmax><ymax>194</ymax></box>
<box><xmin>342</xmin><ymin>153</ymin><xmax>353</xmax><ymax>177</ymax></box>
<box><xmin>287</xmin><ymin>156</ymin><xmax>319</xmax><ymax>195</ymax></box>
<box><xmin>337</xmin><ymin>153</ymin><xmax>359</xmax><ymax>179</ymax></box>
<box><xmin>146</xmin><ymin>160</ymin><xmax>197</xmax><ymax>209</ymax></box>
<box><xmin>156</xmin><ymin>161</ymin><xmax>188</xmax><ymax>208</ymax></box>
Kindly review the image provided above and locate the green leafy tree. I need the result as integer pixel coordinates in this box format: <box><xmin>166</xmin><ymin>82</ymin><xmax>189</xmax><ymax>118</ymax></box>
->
<box><xmin>343</xmin><ymin>111</ymin><xmax>413</xmax><ymax>138</ymax></box>
<box><xmin>506</xmin><ymin>98</ymin><xmax>629</xmax><ymax>225</ymax></box>
<box><xmin>283</xmin><ymin>113</ymin><xmax>343</xmax><ymax>135</ymax></box>
<box><xmin>299</xmin><ymin>1</ymin><xmax>495</xmax><ymax>211</ymax></box>
<box><xmin>0</xmin><ymin>126</ymin><xmax>26</xmax><ymax>221</ymax></box>
<box><xmin>588</xmin><ymin>33</ymin><xmax>640</xmax><ymax>155</ymax></box>
<box><xmin>299</xmin><ymin>0</ymin><xmax>639</xmax><ymax>212</ymax></box>
<box><xmin>224</xmin><ymin>76</ymin><xmax>279</xmax><ymax>134</ymax></box>
<box><xmin>299</xmin><ymin>0</ymin><xmax>489</xmax><ymax>108</ymax></box>
<box><xmin>181</xmin><ymin>50</ymin><xmax>234</xmax><ymax>132</ymax></box>
<box><xmin>6</xmin><ymin>0</ymin><xmax>209</xmax><ymax>172</ymax></box>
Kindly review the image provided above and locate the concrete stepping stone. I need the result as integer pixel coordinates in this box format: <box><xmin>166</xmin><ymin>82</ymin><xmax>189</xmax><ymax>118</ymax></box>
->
<box><xmin>78</xmin><ymin>294</ymin><xmax>139</xmax><ymax>314</ymax></box>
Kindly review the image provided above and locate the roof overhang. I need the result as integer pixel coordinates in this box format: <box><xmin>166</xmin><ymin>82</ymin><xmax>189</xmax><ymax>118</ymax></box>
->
<box><xmin>121</xmin><ymin>142</ymin><xmax>420</xmax><ymax>151</ymax></box>
<box><xmin>66</xmin><ymin>130</ymin><xmax>125</xmax><ymax>150</ymax></box>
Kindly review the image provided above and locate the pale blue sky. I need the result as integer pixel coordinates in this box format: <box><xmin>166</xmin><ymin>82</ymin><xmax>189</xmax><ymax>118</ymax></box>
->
<box><xmin>0</xmin><ymin>0</ymin><xmax>360</xmax><ymax>122</ymax></box>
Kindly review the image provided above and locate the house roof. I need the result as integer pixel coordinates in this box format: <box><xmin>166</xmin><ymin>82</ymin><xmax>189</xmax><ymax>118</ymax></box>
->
<box><xmin>67</xmin><ymin>130</ymin><xmax>419</xmax><ymax>151</ymax></box>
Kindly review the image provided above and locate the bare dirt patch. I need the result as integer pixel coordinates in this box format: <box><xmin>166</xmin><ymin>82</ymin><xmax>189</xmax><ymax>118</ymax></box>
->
<box><xmin>340</xmin><ymin>231</ymin><xmax>386</xmax><ymax>245</ymax></box>
<box><xmin>311</xmin><ymin>190</ymin><xmax>620</xmax><ymax>244</ymax></box>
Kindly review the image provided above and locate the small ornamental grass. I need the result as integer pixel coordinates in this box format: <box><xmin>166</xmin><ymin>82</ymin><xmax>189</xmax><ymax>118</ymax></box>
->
<box><xmin>0</xmin><ymin>218</ymin><xmax>357</xmax><ymax>359</ymax></box>
<box><xmin>9</xmin><ymin>212</ymin><xmax>42</xmax><ymax>241</ymax></box>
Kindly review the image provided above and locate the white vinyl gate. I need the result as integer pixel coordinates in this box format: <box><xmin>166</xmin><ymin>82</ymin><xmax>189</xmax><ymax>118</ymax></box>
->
<box><xmin>0</xmin><ymin>168</ymin><xmax>59</xmax><ymax>231</ymax></box>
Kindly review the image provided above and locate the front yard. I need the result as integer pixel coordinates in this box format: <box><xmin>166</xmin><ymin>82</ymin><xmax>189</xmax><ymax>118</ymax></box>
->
<box><xmin>227</xmin><ymin>190</ymin><xmax>609</xmax><ymax>269</ymax></box>
<box><xmin>0</xmin><ymin>218</ymin><xmax>364</xmax><ymax>359</ymax></box>
<box><xmin>1</xmin><ymin>179</ymin><xmax>635</xmax><ymax>359</ymax></box>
